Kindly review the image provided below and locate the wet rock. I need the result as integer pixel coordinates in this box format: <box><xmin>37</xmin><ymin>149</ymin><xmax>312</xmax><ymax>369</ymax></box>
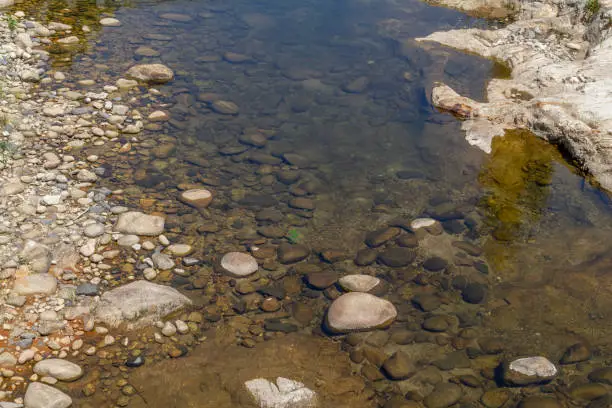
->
<box><xmin>410</xmin><ymin>218</ymin><xmax>437</xmax><ymax>230</ymax></box>
<box><xmin>93</xmin><ymin>281</ymin><xmax>191</xmax><ymax>328</ymax></box>
<box><xmin>589</xmin><ymin>367</ymin><xmax>612</xmax><ymax>384</ymax></box>
<box><xmin>84</xmin><ymin>223</ymin><xmax>105</xmax><ymax>238</ymax></box>
<box><xmin>245</xmin><ymin>377</ymin><xmax>316</xmax><ymax>408</ymax></box>
<box><xmin>424</xmin><ymin>383</ymin><xmax>462</xmax><ymax>408</ymax></box>
<box><xmin>33</xmin><ymin>359</ymin><xmax>83</xmax><ymax>381</ymax></box>
<box><xmin>502</xmin><ymin>356</ymin><xmax>558</xmax><ymax>386</ymax></box>
<box><xmin>24</xmin><ymin>382</ymin><xmax>72</xmax><ymax>408</ymax></box>
<box><xmin>126</xmin><ymin>355</ymin><xmax>145</xmax><ymax>368</ymax></box>
<box><xmin>289</xmin><ymin>197</ymin><xmax>315</xmax><ymax>211</ymax></box>
<box><xmin>518</xmin><ymin>396</ymin><xmax>562</xmax><ymax>408</ymax></box>
<box><xmin>115</xmin><ymin>212</ymin><xmax>165</xmax><ymax>236</ymax></box>
<box><xmin>76</xmin><ymin>283</ymin><xmax>98</xmax><ymax>296</ymax></box>
<box><xmin>412</xmin><ymin>294</ymin><xmax>441</xmax><ymax>311</ymax></box>
<box><xmin>382</xmin><ymin>351</ymin><xmax>415</xmax><ymax>380</ymax></box>
<box><xmin>211</xmin><ymin>100</ymin><xmax>239</xmax><ymax>115</ymax></box>
<box><xmin>355</xmin><ymin>248</ymin><xmax>377</xmax><ymax>266</ymax></box>
<box><xmin>126</xmin><ymin>64</ymin><xmax>174</xmax><ymax>84</ymax></box>
<box><xmin>152</xmin><ymin>252</ymin><xmax>175</xmax><ymax>270</ymax></box>
<box><xmin>14</xmin><ymin>274</ymin><xmax>57</xmax><ymax>296</ymax></box>
<box><xmin>220</xmin><ymin>252</ymin><xmax>258</xmax><ymax>278</ymax></box>
<box><xmin>223</xmin><ymin>52</ymin><xmax>252</xmax><ymax>63</ymax></box>
<box><xmin>159</xmin><ymin>13</ymin><xmax>192</xmax><ymax>22</ymax></box>
<box><xmin>338</xmin><ymin>275</ymin><xmax>381</xmax><ymax>293</ymax></box>
<box><xmin>569</xmin><ymin>383</ymin><xmax>608</xmax><ymax>401</ymax></box>
<box><xmin>560</xmin><ymin>342</ymin><xmax>591</xmax><ymax>364</ymax></box>
<box><xmin>325</xmin><ymin>292</ymin><xmax>397</xmax><ymax>333</ymax></box>
<box><xmin>342</xmin><ymin>76</ymin><xmax>369</xmax><ymax>93</ymax></box>
<box><xmin>277</xmin><ymin>244</ymin><xmax>309</xmax><ymax>264</ymax></box>
<box><xmin>377</xmin><ymin>248</ymin><xmax>415</xmax><ymax>267</ymax></box>
<box><xmin>481</xmin><ymin>389</ymin><xmax>510</xmax><ymax>408</ymax></box>
<box><xmin>365</xmin><ymin>227</ymin><xmax>401</xmax><ymax>248</ymax></box>
<box><xmin>461</xmin><ymin>282</ymin><xmax>486</xmax><ymax>304</ymax></box>
<box><xmin>306</xmin><ymin>271</ymin><xmax>338</xmax><ymax>289</ymax></box>
<box><xmin>452</xmin><ymin>241</ymin><xmax>482</xmax><ymax>256</ymax></box>
<box><xmin>422</xmin><ymin>316</ymin><xmax>449</xmax><ymax>332</ymax></box>
<box><xmin>264</xmin><ymin>320</ymin><xmax>298</xmax><ymax>333</ymax></box>
<box><xmin>396</xmin><ymin>234</ymin><xmax>418</xmax><ymax>248</ymax></box>
<box><xmin>422</xmin><ymin>257</ymin><xmax>448</xmax><ymax>272</ymax></box>
<box><xmin>0</xmin><ymin>352</ymin><xmax>16</xmax><ymax>367</ymax></box>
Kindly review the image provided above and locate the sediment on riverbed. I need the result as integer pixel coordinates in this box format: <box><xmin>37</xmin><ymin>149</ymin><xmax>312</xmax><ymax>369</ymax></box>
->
<box><xmin>416</xmin><ymin>0</ymin><xmax>612</xmax><ymax>191</ymax></box>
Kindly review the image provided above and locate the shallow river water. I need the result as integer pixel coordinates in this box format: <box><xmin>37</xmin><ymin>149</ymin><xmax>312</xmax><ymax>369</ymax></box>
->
<box><xmin>11</xmin><ymin>0</ymin><xmax>612</xmax><ymax>406</ymax></box>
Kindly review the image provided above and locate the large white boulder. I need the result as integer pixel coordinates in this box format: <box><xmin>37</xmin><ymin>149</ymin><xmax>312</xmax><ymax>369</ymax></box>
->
<box><xmin>245</xmin><ymin>377</ymin><xmax>317</xmax><ymax>408</ymax></box>
<box><xmin>325</xmin><ymin>292</ymin><xmax>396</xmax><ymax>333</ymax></box>
<box><xmin>93</xmin><ymin>281</ymin><xmax>191</xmax><ymax>328</ymax></box>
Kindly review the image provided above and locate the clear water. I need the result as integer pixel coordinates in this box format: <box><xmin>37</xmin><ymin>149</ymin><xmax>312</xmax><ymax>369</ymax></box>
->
<box><xmin>12</xmin><ymin>0</ymin><xmax>612</xmax><ymax>406</ymax></box>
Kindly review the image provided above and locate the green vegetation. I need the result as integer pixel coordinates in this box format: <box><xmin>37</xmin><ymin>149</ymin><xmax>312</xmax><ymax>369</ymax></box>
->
<box><xmin>585</xmin><ymin>0</ymin><xmax>600</xmax><ymax>20</ymax></box>
<box><xmin>7</xmin><ymin>16</ymin><xmax>17</xmax><ymax>31</ymax></box>
<box><xmin>0</xmin><ymin>140</ymin><xmax>17</xmax><ymax>166</ymax></box>
<box><xmin>286</xmin><ymin>228</ymin><xmax>304</xmax><ymax>244</ymax></box>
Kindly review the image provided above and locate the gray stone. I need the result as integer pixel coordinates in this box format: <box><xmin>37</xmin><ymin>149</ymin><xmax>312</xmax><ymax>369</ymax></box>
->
<box><xmin>93</xmin><ymin>281</ymin><xmax>191</xmax><ymax>328</ymax></box>
<box><xmin>24</xmin><ymin>382</ymin><xmax>72</xmax><ymax>408</ymax></box>
<box><xmin>115</xmin><ymin>212</ymin><xmax>164</xmax><ymax>236</ymax></box>
<box><xmin>126</xmin><ymin>64</ymin><xmax>174</xmax><ymax>84</ymax></box>
<box><xmin>152</xmin><ymin>252</ymin><xmax>175</xmax><ymax>270</ymax></box>
<box><xmin>13</xmin><ymin>274</ymin><xmax>57</xmax><ymax>296</ymax></box>
<box><xmin>33</xmin><ymin>359</ymin><xmax>83</xmax><ymax>382</ymax></box>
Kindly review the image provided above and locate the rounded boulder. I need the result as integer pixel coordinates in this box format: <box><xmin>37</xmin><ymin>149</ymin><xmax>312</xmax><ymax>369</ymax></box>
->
<box><xmin>220</xmin><ymin>252</ymin><xmax>259</xmax><ymax>278</ymax></box>
<box><xmin>325</xmin><ymin>292</ymin><xmax>397</xmax><ymax>334</ymax></box>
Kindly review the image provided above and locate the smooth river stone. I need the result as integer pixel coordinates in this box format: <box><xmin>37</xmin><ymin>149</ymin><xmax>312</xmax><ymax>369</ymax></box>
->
<box><xmin>126</xmin><ymin>64</ymin><xmax>174</xmax><ymax>84</ymax></box>
<box><xmin>338</xmin><ymin>275</ymin><xmax>381</xmax><ymax>292</ymax></box>
<box><xmin>33</xmin><ymin>359</ymin><xmax>83</xmax><ymax>381</ymax></box>
<box><xmin>13</xmin><ymin>274</ymin><xmax>57</xmax><ymax>296</ymax></box>
<box><xmin>410</xmin><ymin>218</ymin><xmax>437</xmax><ymax>230</ymax></box>
<box><xmin>221</xmin><ymin>252</ymin><xmax>258</xmax><ymax>277</ymax></box>
<box><xmin>100</xmin><ymin>17</ymin><xmax>121</xmax><ymax>26</ymax></box>
<box><xmin>179</xmin><ymin>189</ymin><xmax>212</xmax><ymax>209</ymax></box>
<box><xmin>325</xmin><ymin>292</ymin><xmax>397</xmax><ymax>333</ymax></box>
<box><xmin>114</xmin><ymin>211</ymin><xmax>165</xmax><ymax>236</ymax></box>
<box><xmin>24</xmin><ymin>382</ymin><xmax>72</xmax><ymax>408</ymax></box>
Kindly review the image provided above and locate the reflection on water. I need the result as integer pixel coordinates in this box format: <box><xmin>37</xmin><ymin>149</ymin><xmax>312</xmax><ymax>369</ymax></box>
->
<box><xmin>12</xmin><ymin>0</ymin><xmax>612</xmax><ymax>405</ymax></box>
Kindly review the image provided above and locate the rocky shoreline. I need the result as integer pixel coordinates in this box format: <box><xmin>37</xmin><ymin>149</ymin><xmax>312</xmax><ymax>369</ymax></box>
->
<box><xmin>0</xmin><ymin>10</ymin><xmax>200</xmax><ymax>407</ymax></box>
<box><xmin>417</xmin><ymin>0</ymin><xmax>612</xmax><ymax>191</ymax></box>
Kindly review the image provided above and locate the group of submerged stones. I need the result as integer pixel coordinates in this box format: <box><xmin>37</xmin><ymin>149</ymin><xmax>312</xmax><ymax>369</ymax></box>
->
<box><xmin>0</xmin><ymin>6</ymin><xmax>608</xmax><ymax>408</ymax></box>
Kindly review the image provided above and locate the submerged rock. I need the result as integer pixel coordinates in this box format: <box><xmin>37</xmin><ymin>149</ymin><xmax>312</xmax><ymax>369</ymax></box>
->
<box><xmin>502</xmin><ymin>356</ymin><xmax>558</xmax><ymax>386</ymax></box>
<box><xmin>114</xmin><ymin>211</ymin><xmax>165</xmax><ymax>236</ymax></box>
<box><xmin>24</xmin><ymin>382</ymin><xmax>72</xmax><ymax>408</ymax></box>
<box><xmin>245</xmin><ymin>377</ymin><xmax>317</xmax><ymax>408</ymax></box>
<box><xmin>126</xmin><ymin>64</ymin><xmax>174</xmax><ymax>84</ymax></box>
<box><xmin>338</xmin><ymin>275</ymin><xmax>381</xmax><ymax>293</ymax></box>
<box><xmin>325</xmin><ymin>292</ymin><xmax>397</xmax><ymax>333</ymax></box>
<box><xmin>93</xmin><ymin>281</ymin><xmax>191</xmax><ymax>328</ymax></box>
<box><xmin>179</xmin><ymin>189</ymin><xmax>213</xmax><ymax>209</ymax></box>
<box><xmin>220</xmin><ymin>252</ymin><xmax>258</xmax><ymax>277</ymax></box>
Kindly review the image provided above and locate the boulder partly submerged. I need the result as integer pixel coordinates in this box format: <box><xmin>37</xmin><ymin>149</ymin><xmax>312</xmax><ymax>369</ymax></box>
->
<box><xmin>325</xmin><ymin>292</ymin><xmax>397</xmax><ymax>333</ymax></box>
<box><xmin>93</xmin><ymin>281</ymin><xmax>191</xmax><ymax>328</ymax></box>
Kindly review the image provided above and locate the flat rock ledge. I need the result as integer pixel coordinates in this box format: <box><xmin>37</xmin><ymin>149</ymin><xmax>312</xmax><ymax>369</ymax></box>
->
<box><xmin>91</xmin><ymin>281</ymin><xmax>192</xmax><ymax>328</ymax></box>
<box><xmin>416</xmin><ymin>0</ymin><xmax>612</xmax><ymax>191</ymax></box>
